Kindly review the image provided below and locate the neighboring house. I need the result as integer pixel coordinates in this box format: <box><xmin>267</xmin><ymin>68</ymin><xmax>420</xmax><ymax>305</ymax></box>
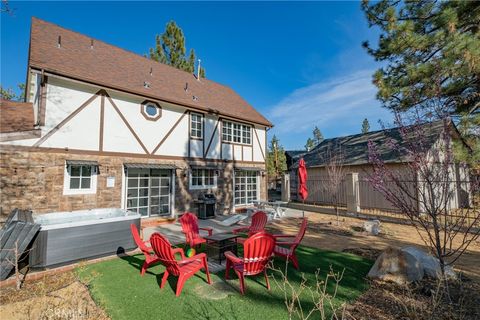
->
<box><xmin>0</xmin><ymin>18</ymin><xmax>272</xmax><ymax>218</ymax></box>
<box><xmin>285</xmin><ymin>150</ymin><xmax>306</xmax><ymax>171</ymax></box>
<box><xmin>289</xmin><ymin>121</ymin><xmax>471</xmax><ymax>211</ymax></box>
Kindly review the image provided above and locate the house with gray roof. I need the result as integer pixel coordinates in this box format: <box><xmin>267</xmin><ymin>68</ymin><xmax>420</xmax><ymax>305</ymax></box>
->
<box><xmin>288</xmin><ymin>120</ymin><xmax>472</xmax><ymax>212</ymax></box>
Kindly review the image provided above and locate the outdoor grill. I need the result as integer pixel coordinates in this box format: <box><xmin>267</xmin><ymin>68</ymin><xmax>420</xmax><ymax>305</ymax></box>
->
<box><xmin>196</xmin><ymin>193</ymin><xmax>216</xmax><ymax>219</ymax></box>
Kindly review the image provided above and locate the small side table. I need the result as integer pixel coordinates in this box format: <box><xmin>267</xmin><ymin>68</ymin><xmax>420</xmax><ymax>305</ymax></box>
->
<box><xmin>204</xmin><ymin>233</ymin><xmax>239</xmax><ymax>263</ymax></box>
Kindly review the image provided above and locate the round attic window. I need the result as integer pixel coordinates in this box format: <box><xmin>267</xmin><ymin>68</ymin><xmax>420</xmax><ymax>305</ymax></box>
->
<box><xmin>145</xmin><ymin>104</ymin><xmax>158</xmax><ymax>117</ymax></box>
<box><xmin>141</xmin><ymin>101</ymin><xmax>162</xmax><ymax>121</ymax></box>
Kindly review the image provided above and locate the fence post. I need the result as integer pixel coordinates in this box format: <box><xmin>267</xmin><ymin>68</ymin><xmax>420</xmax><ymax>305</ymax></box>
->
<box><xmin>346</xmin><ymin>172</ymin><xmax>360</xmax><ymax>213</ymax></box>
<box><xmin>281</xmin><ymin>173</ymin><xmax>290</xmax><ymax>202</ymax></box>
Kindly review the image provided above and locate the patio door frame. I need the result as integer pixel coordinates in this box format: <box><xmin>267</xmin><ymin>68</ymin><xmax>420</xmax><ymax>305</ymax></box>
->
<box><xmin>233</xmin><ymin>169</ymin><xmax>260</xmax><ymax>207</ymax></box>
<box><xmin>122</xmin><ymin>167</ymin><xmax>176</xmax><ymax>218</ymax></box>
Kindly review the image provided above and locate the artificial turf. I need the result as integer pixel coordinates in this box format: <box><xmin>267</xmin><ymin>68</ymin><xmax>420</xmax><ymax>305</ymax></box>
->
<box><xmin>77</xmin><ymin>246</ymin><xmax>373</xmax><ymax>320</ymax></box>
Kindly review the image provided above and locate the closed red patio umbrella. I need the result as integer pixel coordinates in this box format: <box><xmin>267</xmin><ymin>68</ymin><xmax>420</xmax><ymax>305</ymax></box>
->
<box><xmin>298</xmin><ymin>158</ymin><xmax>308</xmax><ymax>217</ymax></box>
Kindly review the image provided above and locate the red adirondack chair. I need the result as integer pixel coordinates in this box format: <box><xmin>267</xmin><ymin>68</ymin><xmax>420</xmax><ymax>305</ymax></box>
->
<box><xmin>232</xmin><ymin>211</ymin><xmax>268</xmax><ymax>244</ymax></box>
<box><xmin>130</xmin><ymin>223</ymin><xmax>161</xmax><ymax>276</ymax></box>
<box><xmin>179</xmin><ymin>212</ymin><xmax>213</xmax><ymax>248</ymax></box>
<box><xmin>272</xmin><ymin>218</ymin><xmax>308</xmax><ymax>270</ymax></box>
<box><xmin>224</xmin><ymin>232</ymin><xmax>275</xmax><ymax>295</ymax></box>
<box><xmin>149</xmin><ymin>232</ymin><xmax>211</xmax><ymax>297</ymax></box>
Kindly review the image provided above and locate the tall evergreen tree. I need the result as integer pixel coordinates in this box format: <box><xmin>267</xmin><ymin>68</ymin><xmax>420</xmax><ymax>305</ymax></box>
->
<box><xmin>312</xmin><ymin>126</ymin><xmax>324</xmax><ymax>146</ymax></box>
<box><xmin>362</xmin><ymin>1</ymin><xmax>479</xmax><ymax>116</ymax></box>
<box><xmin>304</xmin><ymin>138</ymin><xmax>315</xmax><ymax>151</ymax></box>
<box><xmin>149</xmin><ymin>21</ymin><xmax>206</xmax><ymax>77</ymax></box>
<box><xmin>362</xmin><ymin>0</ymin><xmax>480</xmax><ymax>165</ymax></box>
<box><xmin>361</xmin><ymin>118</ymin><xmax>370</xmax><ymax>134</ymax></box>
<box><xmin>266</xmin><ymin>135</ymin><xmax>287</xmax><ymax>177</ymax></box>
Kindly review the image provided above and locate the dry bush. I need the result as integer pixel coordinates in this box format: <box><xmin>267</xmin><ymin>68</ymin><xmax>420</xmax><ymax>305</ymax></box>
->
<box><xmin>270</xmin><ymin>261</ymin><xmax>346</xmax><ymax>320</ymax></box>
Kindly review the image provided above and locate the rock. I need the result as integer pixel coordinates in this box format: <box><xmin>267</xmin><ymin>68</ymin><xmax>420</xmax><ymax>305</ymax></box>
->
<box><xmin>364</xmin><ymin>219</ymin><xmax>380</xmax><ymax>235</ymax></box>
<box><xmin>367</xmin><ymin>247</ymin><xmax>424</xmax><ymax>284</ymax></box>
<box><xmin>401</xmin><ymin>246</ymin><xmax>456</xmax><ymax>279</ymax></box>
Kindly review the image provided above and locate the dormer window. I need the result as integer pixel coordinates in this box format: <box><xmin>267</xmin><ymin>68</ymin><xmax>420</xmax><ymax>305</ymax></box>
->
<box><xmin>141</xmin><ymin>100</ymin><xmax>162</xmax><ymax>121</ymax></box>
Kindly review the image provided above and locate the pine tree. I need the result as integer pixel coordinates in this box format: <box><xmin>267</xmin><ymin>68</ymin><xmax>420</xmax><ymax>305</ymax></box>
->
<box><xmin>361</xmin><ymin>118</ymin><xmax>370</xmax><ymax>134</ymax></box>
<box><xmin>362</xmin><ymin>1</ymin><xmax>479</xmax><ymax>116</ymax></box>
<box><xmin>149</xmin><ymin>21</ymin><xmax>206</xmax><ymax>77</ymax></box>
<box><xmin>312</xmin><ymin>126</ymin><xmax>324</xmax><ymax>146</ymax></box>
<box><xmin>266</xmin><ymin>135</ymin><xmax>287</xmax><ymax>177</ymax></box>
<box><xmin>305</xmin><ymin>138</ymin><xmax>315</xmax><ymax>151</ymax></box>
<box><xmin>362</xmin><ymin>0</ymin><xmax>479</xmax><ymax>165</ymax></box>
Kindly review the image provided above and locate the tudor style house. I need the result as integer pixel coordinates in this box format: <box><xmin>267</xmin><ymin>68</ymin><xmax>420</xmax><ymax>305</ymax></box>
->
<box><xmin>0</xmin><ymin>18</ymin><xmax>272</xmax><ymax>218</ymax></box>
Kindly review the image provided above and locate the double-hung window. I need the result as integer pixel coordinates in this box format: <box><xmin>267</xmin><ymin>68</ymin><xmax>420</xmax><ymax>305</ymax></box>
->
<box><xmin>190</xmin><ymin>168</ymin><xmax>217</xmax><ymax>189</ymax></box>
<box><xmin>63</xmin><ymin>161</ymin><xmax>98</xmax><ymax>195</ymax></box>
<box><xmin>190</xmin><ymin>113</ymin><xmax>203</xmax><ymax>139</ymax></box>
<box><xmin>222</xmin><ymin>120</ymin><xmax>251</xmax><ymax>145</ymax></box>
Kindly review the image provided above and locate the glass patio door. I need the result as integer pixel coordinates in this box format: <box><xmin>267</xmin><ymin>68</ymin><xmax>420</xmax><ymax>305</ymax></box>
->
<box><xmin>126</xmin><ymin>168</ymin><xmax>171</xmax><ymax>217</ymax></box>
<box><xmin>234</xmin><ymin>170</ymin><xmax>259</xmax><ymax>206</ymax></box>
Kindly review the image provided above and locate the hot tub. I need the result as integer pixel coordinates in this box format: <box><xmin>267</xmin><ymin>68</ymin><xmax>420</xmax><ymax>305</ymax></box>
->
<box><xmin>29</xmin><ymin>208</ymin><xmax>141</xmax><ymax>267</ymax></box>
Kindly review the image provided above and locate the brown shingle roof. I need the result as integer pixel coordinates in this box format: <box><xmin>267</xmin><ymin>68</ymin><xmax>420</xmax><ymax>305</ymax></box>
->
<box><xmin>29</xmin><ymin>18</ymin><xmax>272</xmax><ymax>127</ymax></box>
<box><xmin>0</xmin><ymin>100</ymin><xmax>35</xmax><ymax>133</ymax></box>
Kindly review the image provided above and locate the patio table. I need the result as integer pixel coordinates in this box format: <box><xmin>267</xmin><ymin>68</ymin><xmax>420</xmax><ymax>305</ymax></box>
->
<box><xmin>204</xmin><ymin>233</ymin><xmax>239</xmax><ymax>263</ymax></box>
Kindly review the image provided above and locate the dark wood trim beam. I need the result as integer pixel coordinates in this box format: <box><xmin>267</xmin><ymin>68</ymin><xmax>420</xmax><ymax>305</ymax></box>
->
<box><xmin>33</xmin><ymin>89</ymin><xmax>102</xmax><ymax>147</ymax></box>
<box><xmin>38</xmin><ymin>75</ymin><xmax>48</xmax><ymax>126</ymax></box>
<box><xmin>0</xmin><ymin>144</ymin><xmax>268</xmax><ymax>165</ymax></box>
<box><xmin>204</xmin><ymin>118</ymin><xmax>220</xmax><ymax>158</ymax></box>
<box><xmin>99</xmin><ymin>94</ymin><xmax>105</xmax><ymax>151</ymax></box>
<box><xmin>105</xmin><ymin>93</ymin><xmax>150</xmax><ymax>155</ymax></box>
<box><xmin>152</xmin><ymin>110</ymin><xmax>188</xmax><ymax>155</ymax></box>
<box><xmin>253</xmin><ymin>127</ymin><xmax>265</xmax><ymax>161</ymax></box>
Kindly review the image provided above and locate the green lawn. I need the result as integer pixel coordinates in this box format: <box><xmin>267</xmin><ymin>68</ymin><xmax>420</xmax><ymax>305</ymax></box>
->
<box><xmin>77</xmin><ymin>246</ymin><xmax>373</xmax><ymax>320</ymax></box>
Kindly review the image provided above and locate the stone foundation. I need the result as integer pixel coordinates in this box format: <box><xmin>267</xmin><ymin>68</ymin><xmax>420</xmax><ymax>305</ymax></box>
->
<box><xmin>0</xmin><ymin>147</ymin><xmax>266</xmax><ymax>218</ymax></box>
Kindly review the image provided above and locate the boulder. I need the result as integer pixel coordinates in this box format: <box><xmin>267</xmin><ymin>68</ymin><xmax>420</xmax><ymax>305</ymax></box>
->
<box><xmin>401</xmin><ymin>246</ymin><xmax>456</xmax><ymax>279</ymax></box>
<box><xmin>367</xmin><ymin>247</ymin><xmax>424</xmax><ymax>284</ymax></box>
<box><xmin>363</xmin><ymin>219</ymin><xmax>380</xmax><ymax>235</ymax></box>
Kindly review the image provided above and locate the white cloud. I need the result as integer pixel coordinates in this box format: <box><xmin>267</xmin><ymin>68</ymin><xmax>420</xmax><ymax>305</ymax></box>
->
<box><xmin>268</xmin><ymin>69</ymin><xmax>393</xmax><ymax>137</ymax></box>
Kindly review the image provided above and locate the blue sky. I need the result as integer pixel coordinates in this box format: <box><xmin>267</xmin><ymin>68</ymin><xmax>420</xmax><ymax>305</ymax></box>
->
<box><xmin>1</xmin><ymin>1</ymin><xmax>393</xmax><ymax>150</ymax></box>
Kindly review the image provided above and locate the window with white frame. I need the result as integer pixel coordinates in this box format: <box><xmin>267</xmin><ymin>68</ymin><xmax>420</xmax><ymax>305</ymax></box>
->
<box><xmin>190</xmin><ymin>113</ymin><xmax>203</xmax><ymax>139</ymax></box>
<box><xmin>190</xmin><ymin>168</ymin><xmax>217</xmax><ymax>189</ymax></box>
<box><xmin>234</xmin><ymin>170</ymin><xmax>258</xmax><ymax>205</ymax></box>
<box><xmin>222</xmin><ymin>120</ymin><xmax>251</xmax><ymax>145</ymax></box>
<box><xmin>63</xmin><ymin>163</ymin><xmax>98</xmax><ymax>195</ymax></box>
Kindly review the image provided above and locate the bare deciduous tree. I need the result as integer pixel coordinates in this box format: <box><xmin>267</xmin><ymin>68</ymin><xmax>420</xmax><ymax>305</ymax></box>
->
<box><xmin>367</xmin><ymin>115</ymin><xmax>480</xmax><ymax>282</ymax></box>
<box><xmin>2</xmin><ymin>240</ymin><xmax>33</xmax><ymax>290</ymax></box>
<box><xmin>324</xmin><ymin>148</ymin><xmax>346</xmax><ymax>226</ymax></box>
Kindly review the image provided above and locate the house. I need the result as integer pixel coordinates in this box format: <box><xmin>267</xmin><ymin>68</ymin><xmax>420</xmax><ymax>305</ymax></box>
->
<box><xmin>285</xmin><ymin>150</ymin><xmax>306</xmax><ymax>171</ymax></box>
<box><xmin>288</xmin><ymin>120</ymin><xmax>472</xmax><ymax>211</ymax></box>
<box><xmin>0</xmin><ymin>18</ymin><xmax>272</xmax><ymax>218</ymax></box>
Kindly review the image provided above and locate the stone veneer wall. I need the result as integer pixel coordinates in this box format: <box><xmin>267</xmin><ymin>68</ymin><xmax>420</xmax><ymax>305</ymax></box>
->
<box><xmin>0</xmin><ymin>148</ymin><xmax>266</xmax><ymax>217</ymax></box>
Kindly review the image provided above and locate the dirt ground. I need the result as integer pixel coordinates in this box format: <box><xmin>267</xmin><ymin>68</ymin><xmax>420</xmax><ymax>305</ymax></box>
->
<box><xmin>0</xmin><ymin>271</ymin><xmax>108</xmax><ymax>320</ymax></box>
<box><xmin>0</xmin><ymin>211</ymin><xmax>478</xmax><ymax>320</ymax></box>
<box><xmin>267</xmin><ymin>212</ymin><xmax>480</xmax><ymax>282</ymax></box>
<box><xmin>268</xmin><ymin>212</ymin><xmax>480</xmax><ymax>320</ymax></box>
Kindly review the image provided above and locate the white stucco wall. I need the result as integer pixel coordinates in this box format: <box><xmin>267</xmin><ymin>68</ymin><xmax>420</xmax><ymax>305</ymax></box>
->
<box><xmin>2</xmin><ymin>74</ymin><xmax>268</xmax><ymax>163</ymax></box>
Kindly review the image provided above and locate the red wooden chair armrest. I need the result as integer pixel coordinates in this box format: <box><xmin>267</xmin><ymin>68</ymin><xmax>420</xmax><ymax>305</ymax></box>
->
<box><xmin>232</xmin><ymin>227</ymin><xmax>249</xmax><ymax>234</ymax></box>
<box><xmin>172</xmin><ymin>248</ymin><xmax>186</xmax><ymax>260</ymax></box>
<box><xmin>199</xmin><ymin>227</ymin><xmax>213</xmax><ymax>236</ymax></box>
<box><xmin>224</xmin><ymin>251</ymin><xmax>243</xmax><ymax>264</ymax></box>
<box><xmin>272</xmin><ymin>234</ymin><xmax>296</xmax><ymax>239</ymax></box>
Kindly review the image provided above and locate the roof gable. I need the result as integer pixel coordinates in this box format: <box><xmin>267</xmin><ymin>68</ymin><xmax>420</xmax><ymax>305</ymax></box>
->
<box><xmin>29</xmin><ymin>18</ymin><xmax>272</xmax><ymax>127</ymax></box>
